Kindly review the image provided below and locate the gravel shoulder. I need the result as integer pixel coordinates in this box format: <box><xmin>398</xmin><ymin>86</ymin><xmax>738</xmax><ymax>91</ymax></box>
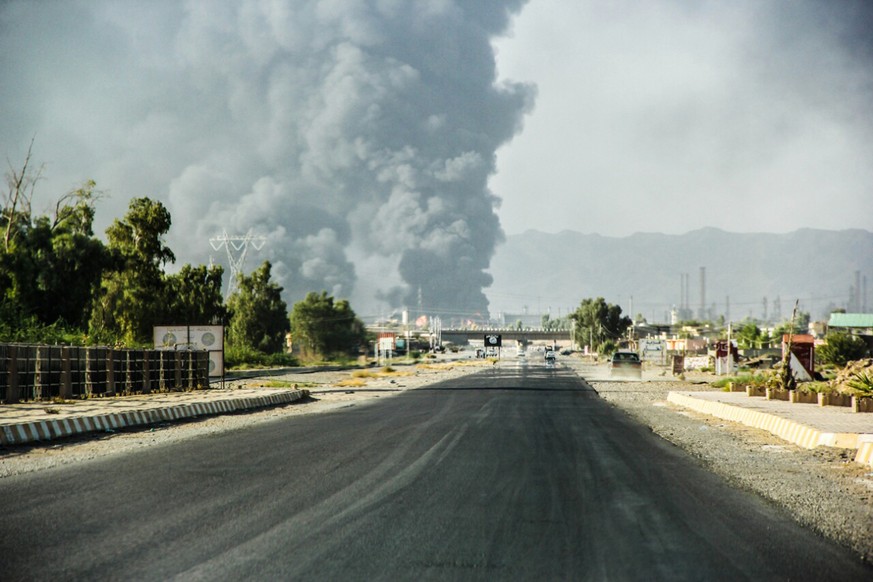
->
<box><xmin>567</xmin><ymin>359</ymin><xmax>873</xmax><ymax>563</ymax></box>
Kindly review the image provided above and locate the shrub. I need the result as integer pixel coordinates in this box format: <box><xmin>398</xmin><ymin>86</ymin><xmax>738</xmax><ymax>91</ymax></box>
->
<box><xmin>599</xmin><ymin>340</ymin><xmax>617</xmax><ymax>356</ymax></box>
<box><xmin>711</xmin><ymin>373</ymin><xmax>769</xmax><ymax>389</ymax></box>
<box><xmin>847</xmin><ymin>372</ymin><xmax>873</xmax><ymax>396</ymax></box>
<box><xmin>818</xmin><ymin>332</ymin><xmax>870</xmax><ymax>366</ymax></box>
<box><xmin>224</xmin><ymin>345</ymin><xmax>298</xmax><ymax>369</ymax></box>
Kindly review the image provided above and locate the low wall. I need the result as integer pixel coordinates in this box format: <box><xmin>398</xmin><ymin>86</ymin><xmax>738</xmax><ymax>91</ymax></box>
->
<box><xmin>1</xmin><ymin>344</ymin><xmax>210</xmax><ymax>403</ymax></box>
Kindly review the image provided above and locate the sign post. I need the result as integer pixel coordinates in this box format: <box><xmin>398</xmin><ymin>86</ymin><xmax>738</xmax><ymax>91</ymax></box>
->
<box><xmin>484</xmin><ymin>334</ymin><xmax>502</xmax><ymax>358</ymax></box>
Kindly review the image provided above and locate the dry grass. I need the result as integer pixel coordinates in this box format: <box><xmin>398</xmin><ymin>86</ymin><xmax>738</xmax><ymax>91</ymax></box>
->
<box><xmin>336</xmin><ymin>378</ymin><xmax>368</xmax><ymax>388</ymax></box>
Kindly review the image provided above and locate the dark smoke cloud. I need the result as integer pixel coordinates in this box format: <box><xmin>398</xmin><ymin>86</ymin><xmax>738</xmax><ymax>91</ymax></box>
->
<box><xmin>0</xmin><ymin>0</ymin><xmax>534</xmax><ymax>318</ymax></box>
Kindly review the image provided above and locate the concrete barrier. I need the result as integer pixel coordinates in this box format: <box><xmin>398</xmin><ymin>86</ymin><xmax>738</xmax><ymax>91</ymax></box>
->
<box><xmin>0</xmin><ymin>389</ymin><xmax>307</xmax><ymax>446</ymax></box>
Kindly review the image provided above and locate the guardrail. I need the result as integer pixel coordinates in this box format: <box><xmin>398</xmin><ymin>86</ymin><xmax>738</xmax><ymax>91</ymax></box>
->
<box><xmin>0</xmin><ymin>343</ymin><xmax>209</xmax><ymax>403</ymax></box>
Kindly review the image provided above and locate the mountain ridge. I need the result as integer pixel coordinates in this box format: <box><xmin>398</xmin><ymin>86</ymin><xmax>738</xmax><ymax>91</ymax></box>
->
<box><xmin>486</xmin><ymin>228</ymin><xmax>873</xmax><ymax>323</ymax></box>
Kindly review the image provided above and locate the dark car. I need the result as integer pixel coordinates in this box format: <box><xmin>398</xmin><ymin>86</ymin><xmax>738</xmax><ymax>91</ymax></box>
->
<box><xmin>610</xmin><ymin>350</ymin><xmax>642</xmax><ymax>379</ymax></box>
<box><xmin>544</xmin><ymin>348</ymin><xmax>557</xmax><ymax>365</ymax></box>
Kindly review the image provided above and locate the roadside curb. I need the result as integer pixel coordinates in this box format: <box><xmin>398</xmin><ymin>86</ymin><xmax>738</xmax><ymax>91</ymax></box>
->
<box><xmin>0</xmin><ymin>389</ymin><xmax>307</xmax><ymax>447</ymax></box>
<box><xmin>667</xmin><ymin>391</ymin><xmax>873</xmax><ymax>468</ymax></box>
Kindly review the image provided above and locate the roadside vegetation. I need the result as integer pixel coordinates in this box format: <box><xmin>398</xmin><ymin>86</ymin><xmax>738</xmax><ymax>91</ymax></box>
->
<box><xmin>1</xmin><ymin>146</ymin><xmax>368</xmax><ymax>369</ymax></box>
<box><xmin>569</xmin><ymin>297</ymin><xmax>632</xmax><ymax>356</ymax></box>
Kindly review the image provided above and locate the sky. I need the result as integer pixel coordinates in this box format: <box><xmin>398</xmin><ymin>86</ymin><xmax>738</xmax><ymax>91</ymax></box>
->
<box><xmin>1</xmin><ymin>0</ymin><xmax>872</xmax><ymax>317</ymax></box>
<box><xmin>491</xmin><ymin>0</ymin><xmax>873</xmax><ymax>237</ymax></box>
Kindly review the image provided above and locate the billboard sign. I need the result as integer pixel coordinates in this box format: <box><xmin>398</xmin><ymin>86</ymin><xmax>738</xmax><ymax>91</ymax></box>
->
<box><xmin>154</xmin><ymin>325</ymin><xmax>224</xmax><ymax>377</ymax></box>
<box><xmin>639</xmin><ymin>339</ymin><xmax>666</xmax><ymax>363</ymax></box>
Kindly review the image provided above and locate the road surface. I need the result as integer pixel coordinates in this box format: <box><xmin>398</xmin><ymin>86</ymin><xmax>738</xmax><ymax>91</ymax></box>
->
<box><xmin>1</xmin><ymin>363</ymin><xmax>870</xmax><ymax>580</ymax></box>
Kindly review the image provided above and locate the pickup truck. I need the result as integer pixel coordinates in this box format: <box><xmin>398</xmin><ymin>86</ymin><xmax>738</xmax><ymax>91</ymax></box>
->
<box><xmin>610</xmin><ymin>350</ymin><xmax>642</xmax><ymax>379</ymax></box>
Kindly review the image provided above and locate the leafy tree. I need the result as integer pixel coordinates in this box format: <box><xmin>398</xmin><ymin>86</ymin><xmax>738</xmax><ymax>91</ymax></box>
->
<box><xmin>163</xmin><ymin>264</ymin><xmax>227</xmax><ymax>325</ymax></box>
<box><xmin>735</xmin><ymin>321</ymin><xmax>769</xmax><ymax>349</ymax></box>
<box><xmin>818</xmin><ymin>332</ymin><xmax>870</xmax><ymax>366</ymax></box>
<box><xmin>542</xmin><ymin>314</ymin><xmax>571</xmax><ymax>331</ymax></box>
<box><xmin>289</xmin><ymin>291</ymin><xmax>366</xmax><ymax>359</ymax></box>
<box><xmin>90</xmin><ymin>197</ymin><xmax>175</xmax><ymax>344</ymax></box>
<box><xmin>2</xmin><ymin>176</ymin><xmax>108</xmax><ymax>330</ymax></box>
<box><xmin>772</xmin><ymin>311</ymin><xmax>810</xmax><ymax>337</ymax></box>
<box><xmin>569</xmin><ymin>297</ymin><xmax>631</xmax><ymax>354</ymax></box>
<box><xmin>226</xmin><ymin>261</ymin><xmax>289</xmax><ymax>354</ymax></box>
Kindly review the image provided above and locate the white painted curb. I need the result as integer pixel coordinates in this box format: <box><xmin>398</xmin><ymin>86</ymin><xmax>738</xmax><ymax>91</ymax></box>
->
<box><xmin>0</xmin><ymin>390</ymin><xmax>306</xmax><ymax>446</ymax></box>
<box><xmin>667</xmin><ymin>392</ymin><xmax>873</xmax><ymax>468</ymax></box>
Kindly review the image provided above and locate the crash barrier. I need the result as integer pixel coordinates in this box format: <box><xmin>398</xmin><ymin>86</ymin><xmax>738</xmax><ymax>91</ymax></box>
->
<box><xmin>0</xmin><ymin>344</ymin><xmax>209</xmax><ymax>403</ymax></box>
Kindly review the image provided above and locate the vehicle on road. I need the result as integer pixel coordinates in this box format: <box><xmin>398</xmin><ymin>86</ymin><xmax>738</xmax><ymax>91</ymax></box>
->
<box><xmin>610</xmin><ymin>350</ymin><xmax>642</xmax><ymax>378</ymax></box>
<box><xmin>544</xmin><ymin>349</ymin><xmax>556</xmax><ymax>365</ymax></box>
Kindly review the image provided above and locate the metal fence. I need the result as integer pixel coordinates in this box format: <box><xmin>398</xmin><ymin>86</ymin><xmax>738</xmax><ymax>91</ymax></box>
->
<box><xmin>0</xmin><ymin>344</ymin><xmax>210</xmax><ymax>403</ymax></box>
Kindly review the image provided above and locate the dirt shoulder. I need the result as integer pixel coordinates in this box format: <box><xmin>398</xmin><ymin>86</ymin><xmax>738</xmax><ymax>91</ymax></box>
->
<box><xmin>568</xmin><ymin>359</ymin><xmax>873</xmax><ymax>563</ymax></box>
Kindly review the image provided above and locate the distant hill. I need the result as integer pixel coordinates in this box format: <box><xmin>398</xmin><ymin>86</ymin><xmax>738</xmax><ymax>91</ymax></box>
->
<box><xmin>486</xmin><ymin>228</ymin><xmax>873</xmax><ymax>324</ymax></box>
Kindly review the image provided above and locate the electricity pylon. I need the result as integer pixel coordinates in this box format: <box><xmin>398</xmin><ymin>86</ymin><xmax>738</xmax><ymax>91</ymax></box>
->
<box><xmin>209</xmin><ymin>230</ymin><xmax>266</xmax><ymax>299</ymax></box>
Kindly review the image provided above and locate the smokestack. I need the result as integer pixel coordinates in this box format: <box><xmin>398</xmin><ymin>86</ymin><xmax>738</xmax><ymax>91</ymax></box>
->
<box><xmin>679</xmin><ymin>274</ymin><xmax>685</xmax><ymax>315</ymax></box>
<box><xmin>864</xmin><ymin>275</ymin><xmax>868</xmax><ymax>313</ymax></box>
<box><xmin>699</xmin><ymin>267</ymin><xmax>706</xmax><ymax>320</ymax></box>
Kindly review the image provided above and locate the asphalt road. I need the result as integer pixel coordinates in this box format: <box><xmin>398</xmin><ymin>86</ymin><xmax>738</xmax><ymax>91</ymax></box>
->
<box><xmin>1</xmin><ymin>363</ymin><xmax>870</xmax><ymax>581</ymax></box>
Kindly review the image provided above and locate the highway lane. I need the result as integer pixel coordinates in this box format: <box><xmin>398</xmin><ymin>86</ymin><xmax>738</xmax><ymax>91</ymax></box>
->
<box><xmin>1</xmin><ymin>363</ymin><xmax>870</xmax><ymax>580</ymax></box>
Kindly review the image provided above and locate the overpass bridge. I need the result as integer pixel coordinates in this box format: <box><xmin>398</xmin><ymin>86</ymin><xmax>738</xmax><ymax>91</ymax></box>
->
<box><xmin>441</xmin><ymin>328</ymin><xmax>573</xmax><ymax>346</ymax></box>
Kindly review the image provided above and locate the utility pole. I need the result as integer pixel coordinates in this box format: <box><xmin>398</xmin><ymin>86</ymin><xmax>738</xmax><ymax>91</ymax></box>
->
<box><xmin>780</xmin><ymin>299</ymin><xmax>799</xmax><ymax>391</ymax></box>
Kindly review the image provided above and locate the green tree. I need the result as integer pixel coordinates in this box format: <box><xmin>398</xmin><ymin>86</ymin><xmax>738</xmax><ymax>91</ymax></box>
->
<box><xmin>90</xmin><ymin>197</ymin><xmax>175</xmax><ymax>344</ymax></box>
<box><xmin>1</xmin><ymin>178</ymin><xmax>108</xmax><ymax>331</ymax></box>
<box><xmin>569</xmin><ymin>297</ymin><xmax>632</xmax><ymax>354</ymax></box>
<box><xmin>289</xmin><ymin>291</ymin><xmax>366</xmax><ymax>359</ymax></box>
<box><xmin>818</xmin><ymin>332</ymin><xmax>870</xmax><ymax>366</ymax></box>
<box><xmin>772</xmin><ymin>311</ymin><xmax>810</xmax><ymax>338</ymax></box>
<box><xmin>226</xmin><ymin>261</ymin><xmax>289</xmax><ymax>354</ymax></box>
<box><xmin>163</xmin><ymin>264</ymin><xmax>227</xmax><ymax>325</ymax></box>
<box><xmin>735</xmin><ymin>321</ymin><xmax>769</xmax><ymax>349</ymax></box>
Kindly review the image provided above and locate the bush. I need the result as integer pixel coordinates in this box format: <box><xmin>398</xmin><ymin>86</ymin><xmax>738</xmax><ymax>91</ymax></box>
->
<box><xmin>848</xmin><ymin>372</ymin><xmax>873</xmax><ymax>396</ymax></box>
<box><xmin>224</xmin><ymin>345</ymin><xmax>298</xmax><ymax>369</ymax></box>
<box><xmin>711</xmin><ymin>373</ymin><xmax>769</xmax><ymax>389</ymax></box>
<box><xmin>599</xmin><ymin>340</ymin><xmax>617</xmax><ymax>356</ymax></box>
<box><xmin>818</xmin><ymin>332</ymin><xmax>870</xmax><ymax>366</ymax></box>
<box><xmin>0</xmin><ymin>316</ymin><xmax>89</xmax><ymax>345</ymax></box>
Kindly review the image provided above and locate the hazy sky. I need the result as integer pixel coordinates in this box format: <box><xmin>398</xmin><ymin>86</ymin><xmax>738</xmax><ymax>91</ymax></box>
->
<box><xmin>2</xmin><ymin>1</ymin><xmax>872</xmax><ymax>316</ymax></box>
<box><xmin>492</xmin><ymin>0</ymin><xmax>873</xmax><ymax>237</ymax></box>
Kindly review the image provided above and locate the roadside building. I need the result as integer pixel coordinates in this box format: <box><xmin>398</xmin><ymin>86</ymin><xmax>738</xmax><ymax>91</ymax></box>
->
<box><xmin>827</xmin><ymin>313</ymin><xmax>873</xmax><ymax>352</ymax></box>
